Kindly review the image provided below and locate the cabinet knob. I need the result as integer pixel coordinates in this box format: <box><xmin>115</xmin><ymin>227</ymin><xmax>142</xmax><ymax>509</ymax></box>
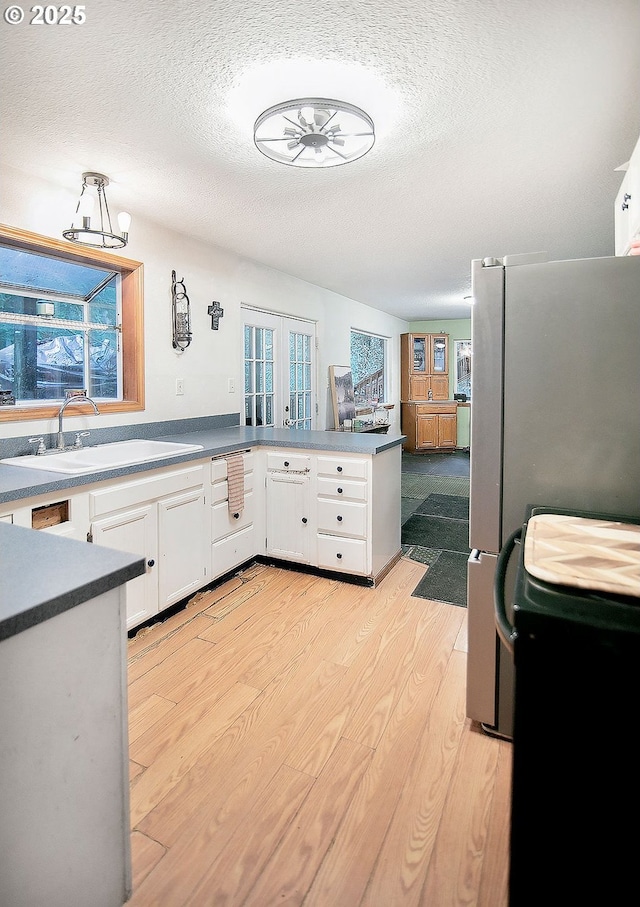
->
<box><xmin>233</xmin><ymin>512</ymin><xmax>240</xmax><ymax>519</ymax></box>
<box><xmin>337</xmin><ymin>487</ymin><xmax>343</xmax><ymax>494</ymax></box>
<box><xmin>336</xmin><ymin>552</ymin><xmax>343</xmax><ymax>559</ymax></box>
<box><xmin>301</xmin><ymin>517</ymin><xmax>307</xmax><ymax>524</ymax></box>
<box><xmin>284</xmin><ymin>460</ymin><xmax>290</xmax><ymax>467</ymax></box>
<box><xmin>147</xmin><ymin>559</ymin><xmax>155</xmax><ymax>567</ymax></box>
<box><xmin>337</xmin><ymin>515</ymin><xmax>343</xmax><ymax>522</ymax></box>
<box><xmin>337</xmin><ymin>466</ymin><xmax>343</xmax><ymax>472</ymax></box>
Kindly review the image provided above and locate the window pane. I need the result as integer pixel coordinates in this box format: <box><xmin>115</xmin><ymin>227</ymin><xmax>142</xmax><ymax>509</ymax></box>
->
<box><xmin>266</xmin><ymin>394</ymin><xmax>273</xmax><ymax>426</ymax></box>
<box><xmin>88</xmin><ymin>330</ymin><xmax>117</xmax><ymax>398</ymax></box>
<box><xmin>244</xmin><ymin>360</ymin><xmax>253</xmax><ymax>393</ymax></box>
<box><xmin>255</xmin><ymin>328</ymin><xmax>263</xmax><ymax>360</ymax></box>
<box><xmin>350</xmin><ymin>330</ymin><xmax>386</xmax><ymax>405</ymax></box>
<box><xmin>0</xmin><ymin>246</ymin><xmax>116</xmax><ymax>299</ymax></box>
<box><xmin>256</xmin><ymin>395</ymin><xmax>263</xmax><ymax>425</ymax></box>
<box><xmin>265</xmin><ymin>329</ymin><xmax>273</xmax><ymax>360</ymax></box>
<box><xmin>255</xmin><ymin>361</ymin><xmax>263</xmax><ymax>393</ymax></box>
<box><xmin>265</xmin><ymin>361</ymin><xmax>273</xmax><ymax>392</ymax></box>
<box><xmin>244</xmin><ymin>396</ymin><xmax>253</xmax><ymax>426</ymax></box>
<box><xmin>244</xmin><ymin>325</ymin><xmax>252</xmax><ymax>359</ymax></box>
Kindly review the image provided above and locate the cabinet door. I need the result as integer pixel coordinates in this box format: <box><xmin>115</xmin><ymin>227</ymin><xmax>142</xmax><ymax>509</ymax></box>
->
<box><xmin>91</xmin><ymin>504</ymin><xmax>158</xmax><ymax>630</ymax></box>
<box><xmin>437</xmin><ymin>413</ymin><xmax>457</xmax><ymax>448</ymax></box>
<box><xmin>430</xmin><ymin>374</ymin><xmax>450</xmax><ymax>401</ymax></box>
<box><xmin>266</xmin><ymin>472</ymin><xmax>311</xmax><ymax>562</ymax></box>
<box><xmin>416</xmin><ymin>414</ymin><xmax>438</xmax><ymax>449</ymax></box>
<box><xmin>411</xmin><ymin>335</ymin><xmax>427</xmax><ymax>373</ymax></box>
<box><xmin>158</xmin><ymin>487</ymin><xmax>207</xmax><ymax>610</ymax></box>
<box><xmin>409</xmin><ymin>375</ymin><xmax>430</xmax><ymax>400</ymax></box>
<box><xmin>429</xmin><ymin>334</ymin><xmax>448</xmax><ymax>374</ymax></box>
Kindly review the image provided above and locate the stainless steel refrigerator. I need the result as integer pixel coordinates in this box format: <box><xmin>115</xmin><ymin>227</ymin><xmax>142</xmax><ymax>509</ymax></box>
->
<box><xmin>466</xmin><ymin>251</ymin><xmax>640</xmax><ymax>739</ymax></box>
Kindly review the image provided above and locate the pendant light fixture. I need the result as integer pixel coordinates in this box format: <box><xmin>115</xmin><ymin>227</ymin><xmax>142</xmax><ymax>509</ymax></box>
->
<box><xmin>254</xmin><ymin>99</ymin><xmax>374</xmax><ymax>168</ymax></box>
<box><xmin>63</xmin><ymin>172</ymin><xmax>131</xmax><ymax>249</ymax></box>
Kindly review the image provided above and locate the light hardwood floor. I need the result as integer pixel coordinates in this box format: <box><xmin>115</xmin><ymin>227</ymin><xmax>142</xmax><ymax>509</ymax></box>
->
<box><xmin>126</xmin><ymin>558</ymin><xmax>512</xmax><ymax>906</ymax></box>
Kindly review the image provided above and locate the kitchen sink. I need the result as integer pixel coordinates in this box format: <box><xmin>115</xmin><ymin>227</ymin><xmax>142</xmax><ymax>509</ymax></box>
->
<box><xmin>0</xmin><ymin>439</ymin><xmax>205</xmax><ymax>474</ymax></box>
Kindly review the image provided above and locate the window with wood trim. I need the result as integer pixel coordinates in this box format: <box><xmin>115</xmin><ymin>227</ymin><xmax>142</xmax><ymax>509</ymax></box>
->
<box><xmin>0</xmin><ymin>224</ymin><xmax>144</xmax><ymax>422</ymax></box>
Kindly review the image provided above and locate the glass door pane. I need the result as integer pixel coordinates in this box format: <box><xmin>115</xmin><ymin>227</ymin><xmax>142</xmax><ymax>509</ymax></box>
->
<box><xmin>287</xmin><ymin>327</ymin><xmax>313</xmax><ymax>429</ymax></box>
<box><xmin>432</xmin><ymin>336</ymin><xmax>447</xmax><ymax>373</ymax></box>
<box><xmin>242</xmin><ymin>310</ymin><xmax>316</xmax><ymax>429</ymax></box>
<box><xmin>243</xmin><ymin>323</ymin><xmax>275</xmax><ymax>426</ymax></box>
<box><xmin>412</xmin><ymin>336</ymin><xmax>426</xmax><ymax>372</ymax></box>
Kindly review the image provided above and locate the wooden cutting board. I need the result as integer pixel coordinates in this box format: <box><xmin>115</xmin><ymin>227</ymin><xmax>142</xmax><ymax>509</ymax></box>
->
<box><xmin>524</xmin><ymin>513</ymin><xmax>640</xmax><ymax>598</ymax></box>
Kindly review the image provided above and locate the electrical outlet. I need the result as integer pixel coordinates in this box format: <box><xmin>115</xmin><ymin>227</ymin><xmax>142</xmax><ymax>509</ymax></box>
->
<box><xmin>228</xmin><ymin>378</ymin><xmax>236</xmax><ymax>393</ymax></box>
<box><xmin>176</xmin><ymin>378</ymin><xmax>184</xmax><ymax>395</ymax></box>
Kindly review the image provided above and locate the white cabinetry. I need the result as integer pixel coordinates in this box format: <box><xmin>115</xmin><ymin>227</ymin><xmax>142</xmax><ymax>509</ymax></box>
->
<box><xmin>210</xmin><ymin>450</ymin><xmax>257</xmax><ymax>578</ymax></box>
<box><xmin>92</xmin><ymin>503</ymin><xmax>157</xmax><ymax>629</ymax></box>
<box><xmin>89</xmin><ymin>463</ymin><xmax>208</xmax><ymax>630</ymax></box>
<box><xmin>316</xmin><ymin>455</ymin><xmax>369</xmax><ymax>575</ymax></box>
<box><xmin>615</xmin><ymin>134</ymin><xmax>640</xmax><ymax>256</ymax></box>
<box><xmin>265</xmin><ymin>452</ymin><xmax>312</xmax><ymax>563</ymax></box>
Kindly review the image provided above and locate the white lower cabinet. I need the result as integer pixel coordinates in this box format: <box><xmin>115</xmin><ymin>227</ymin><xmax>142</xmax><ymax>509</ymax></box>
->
<box><xmin>316</xmin><ymin>454</ymin><xmax>370</xmax><ymax>576</ymax></box>
<box><xmin>92</xmin><ymin>504</ymin><xmax>158</xmax><ymax>629</ymax></box>
<box><xmin>2</xmin><ymin>441</ymin><xmax>401</xmax><ymax>632</ymax></box>
<box><xmin>158</xmin><ymin>487</ymin><xmax>208</xmax><ymax>609</ymax></box>
<box><xmin>210</xmin><ymin>450</ymin><xmax>257</xmax><ymax>578</ymax></box>
<box><xmin>265</xmin><ymin>470</ymin><xmax>312</xmax><ymax>563</ymax></box>
<box><xmin>89</xmin><ymin>463</ymin><xmax>208</xmax><ymax>630</ymax></box>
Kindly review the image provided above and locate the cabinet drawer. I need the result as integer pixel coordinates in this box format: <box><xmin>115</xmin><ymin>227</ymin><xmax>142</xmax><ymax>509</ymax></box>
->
<box><xmin>266</xmin><ymin>452</ymin><xmax>311</xmax><ymax>473</ymax></box>
<box><xmin>316</xmin><ymin>535</ymin><xmax>368</xmax><ymax>575</ymax></box>
<box><xmin>416</xmin><ymin>403</ymin><xmax>456</xmax><ymax>415</ymax></box>
<box><xmin>317</xmin><ymin>500</ymin><xmax>367</xmax><ymax>538</ymax></box>
<box><xmin>90</xmin><ymin>465</ymin><xmax>206</xmax><ymax>516</ymax></box>
<box><xmin>211</xmin><ymin>451</ymin><xmax>254</xmax><ymax>484</ymax></box>
<box><xmin>212</xmin><ymin>524</ymin><xmax>255</xmax><ymax>578</ymax></box>
<box><xmin>211</xmin><ymin>492</ymin><xmax>254</xmax><ymax>541</ymax></box>
<box><xmin>316</xmin><ymin>456</ymin><xmax>368</xmax><ymax>480</ymax></box>
<box><xmin>317</xmin><ymin>477</ymin><xmax>368</xmax><ymax>502</ymax></box>
<box><xmin>211</xmin><ymin>470</ymin><xmax>254</xmax><ymax>504</ymax></box>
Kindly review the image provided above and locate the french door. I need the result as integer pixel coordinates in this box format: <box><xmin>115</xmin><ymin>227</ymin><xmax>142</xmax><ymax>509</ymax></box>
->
<box><xmin>242</xmin><ymin>309</ymin><xmax>316</xmax><ymax>429</ymax></box>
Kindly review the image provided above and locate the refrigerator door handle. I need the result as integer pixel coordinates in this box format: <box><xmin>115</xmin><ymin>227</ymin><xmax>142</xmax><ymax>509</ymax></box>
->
<box><xmin>494</xmin><ymin>526</ymin><xmax>522</xmax><ymax>654</ymax></box>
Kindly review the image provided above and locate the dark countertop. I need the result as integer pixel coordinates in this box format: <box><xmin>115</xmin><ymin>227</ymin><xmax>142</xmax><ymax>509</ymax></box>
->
<box><xmin>0</xmin><ymin>425</ymin><xmax>405</xmax><ymax>506</ymax></box>
<box><xmin>0</xmin><ymin>522</ymin><xmax>145</xmax><ymax>642</ymax></box>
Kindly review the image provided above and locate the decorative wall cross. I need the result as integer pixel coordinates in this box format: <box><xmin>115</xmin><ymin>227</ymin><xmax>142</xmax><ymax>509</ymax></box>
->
<box><xmin>207</xmin><ymin>300</ymin><xmax>224</xmax><ymax>330</ymax></box>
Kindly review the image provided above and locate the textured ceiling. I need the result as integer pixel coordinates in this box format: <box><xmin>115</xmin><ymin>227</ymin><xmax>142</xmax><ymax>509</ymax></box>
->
<box><xmin>2</xmin><ymin>0</ymin><xmax>639</xmax><ymax>320</ymax></box>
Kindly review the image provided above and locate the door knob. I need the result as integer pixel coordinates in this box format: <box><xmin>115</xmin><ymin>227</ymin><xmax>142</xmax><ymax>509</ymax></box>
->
<box><xmin>147</xmin><ymin>559</ymin><xmax>155</xmax><ymax>567</ymax></box>
<box><xmin>301</xmin><ymin>517</ymin><xmax>307</xmax><ymax>524</ymax></box>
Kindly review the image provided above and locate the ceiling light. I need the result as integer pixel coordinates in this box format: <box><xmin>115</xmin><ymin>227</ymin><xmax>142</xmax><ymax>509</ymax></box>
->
<box><xmin>63</xmin><ymin>172</ymin><xmax>131</xmax><ymax>249</ymax></box>
<box><xmin>254</xmin><ymin>98</ymin><xmax>374</xmax><ymax>168</ymax></box>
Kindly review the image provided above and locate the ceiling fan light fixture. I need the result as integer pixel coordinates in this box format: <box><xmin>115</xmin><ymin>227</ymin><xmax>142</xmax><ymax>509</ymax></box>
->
<box><xmin>62</xmin><ymin>171</ymin><xmax>131</xmax><ymax>249</ymax></box>
<box><xmin>254</xmin><ymin>98</ymin><xmax>374</xmax><ymax>168</ymax></box>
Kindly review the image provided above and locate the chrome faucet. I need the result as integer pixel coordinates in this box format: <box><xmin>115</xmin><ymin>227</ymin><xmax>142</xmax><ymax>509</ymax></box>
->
<box><xmin>57</xmin><ymin>391</ymin><xmax>99</xmax><ymax>450</ymax></box>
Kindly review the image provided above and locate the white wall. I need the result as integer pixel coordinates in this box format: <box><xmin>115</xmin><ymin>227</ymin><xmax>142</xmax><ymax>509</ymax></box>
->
<box><xmin>0</xmin><ymin>166</ymin><xmax>409</xmax><ymax>439</ymax></box>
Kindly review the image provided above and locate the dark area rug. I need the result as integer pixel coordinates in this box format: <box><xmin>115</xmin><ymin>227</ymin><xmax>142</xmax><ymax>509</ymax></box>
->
<box><xmin>401</xmin><ymin>513</ymin><xmax>470</xmax><ymax>553</ymax></box>
<box><xmin>415</xmin><ymin>493</ymin><xmax>469</xmax><ymax>520</ymax></box>
<box><xmin>401</xmin><ymin>450</ymin><xmax>470</xmax><ymax>477</ymax></box>
<box><xmin>411</xmin><ymin>550</ymin><xmax>469</xmax><ymax>608</ymax></box>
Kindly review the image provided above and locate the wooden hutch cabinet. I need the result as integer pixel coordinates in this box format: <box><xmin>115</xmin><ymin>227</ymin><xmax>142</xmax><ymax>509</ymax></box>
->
<box><xmin>400</xmin><ymin>332</ymin><xmax>457</xmax><ymax>452</ymax></box>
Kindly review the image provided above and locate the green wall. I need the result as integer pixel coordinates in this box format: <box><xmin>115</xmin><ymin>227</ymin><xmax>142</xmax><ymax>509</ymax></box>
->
<box><xmin>408</xmin><ymin>318</ymin><xmax>472</xmax><ymax>449</ymax></box>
